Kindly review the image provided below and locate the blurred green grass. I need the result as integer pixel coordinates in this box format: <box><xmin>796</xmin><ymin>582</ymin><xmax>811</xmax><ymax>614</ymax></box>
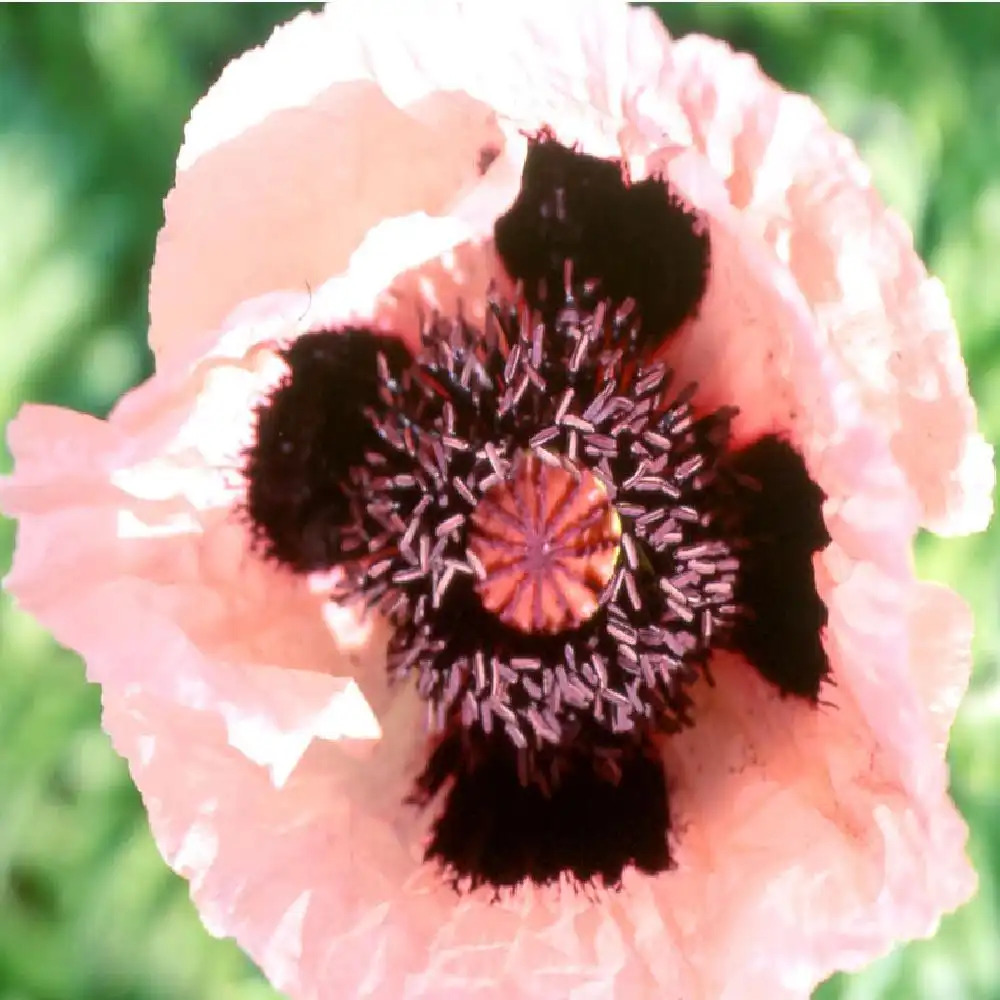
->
<box><xmin>0</xmin><ymin>5</ymin><xmax>996</xmax><ymax>999</ymax></box>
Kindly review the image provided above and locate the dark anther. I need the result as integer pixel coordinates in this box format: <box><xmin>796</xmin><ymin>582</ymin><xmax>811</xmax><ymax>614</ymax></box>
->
<box><xmin>726</xmin><ymin>435</ymin><xmax>831</xmax><ymax>699</ymax></box>
<box><xmin>412</xmin><ymin>727</ymin><xmax>672</xmax><ymax>891</ymax></box>
<box><xmin>243</xmin><ymin>328</ymin><xmax>412</xmax><ymax>572</ymax></box>
<box><xmin>345</xmin><ymin>294</ymin><xmax>740</xmax><ymax>757</ymax></box>
<box><xmin>493</xmin><ymin>129</ymin><xmax>710</xmax><ymax>343</ymax></box>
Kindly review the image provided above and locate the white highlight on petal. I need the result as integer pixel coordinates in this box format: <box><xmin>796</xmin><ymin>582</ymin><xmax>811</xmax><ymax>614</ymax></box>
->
<box><xmin>319</xmin><ymin>599</ymin><xmax>375</xmax><ymax>653</ymax></box>
<box><xmin>226</xmin><ymin>672</ymin><xmax>382</xmax><ymax>788</ymax></box>
<box><xmin>259</xmin><ymin>889</ymin><xmax>311</xmax><ymax>988</ymax></box>
<box><xmin>173</xmin><ymin>817</ymin><xmax>221</xmax><ymax>894</ymax></box>
<box><xmin>116</xmin><ymin>507</ymin><xmax>202</xmax><ymax>540</ymax></box>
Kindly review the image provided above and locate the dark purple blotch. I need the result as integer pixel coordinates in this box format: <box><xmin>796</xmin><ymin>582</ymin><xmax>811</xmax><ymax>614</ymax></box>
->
<box><xmin>413</xmin><ymin>726</ymin><xmax>673</xmax><ymax>892</ymax></box>
<box><xmin>243</xmin><ymin>328</ymin><xmax>411</xmax><ymax>572</ymax></box>
<box><xmin>727</xmin><ymin>435</ymin><xmax>831</xmax><ymax>699</ymax></box>
<box><xmin>494</xmin><ymin>131</ymin><xmax>710</xmax><ymax>343</ymax></box>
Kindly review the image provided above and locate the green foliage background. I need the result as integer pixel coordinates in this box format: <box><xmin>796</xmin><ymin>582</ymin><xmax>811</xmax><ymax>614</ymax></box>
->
<box><xmin>0</xmin><ymin>5</ymin><xmax>997</xmax><ymax>999</ymax></box>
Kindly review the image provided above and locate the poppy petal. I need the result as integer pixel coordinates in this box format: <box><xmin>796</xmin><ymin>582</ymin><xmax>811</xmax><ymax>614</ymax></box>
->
<box><xmin>670</xmin><ymin>34</ymin><xmax>994</xmax><ymax>536</ymax></box>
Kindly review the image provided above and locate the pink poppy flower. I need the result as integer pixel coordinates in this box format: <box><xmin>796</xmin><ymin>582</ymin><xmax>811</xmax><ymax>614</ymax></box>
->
<box><xmin>2</xmin><ymin>2</ymin><xmax>993</xmax><ymax>998</ymax></box>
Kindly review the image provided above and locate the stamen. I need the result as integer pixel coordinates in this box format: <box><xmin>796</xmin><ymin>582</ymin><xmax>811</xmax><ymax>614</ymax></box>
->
<box><xmin>318</xmin><ymin>288</ymin><xmax>745</xmax><ymax>780</ymax></box>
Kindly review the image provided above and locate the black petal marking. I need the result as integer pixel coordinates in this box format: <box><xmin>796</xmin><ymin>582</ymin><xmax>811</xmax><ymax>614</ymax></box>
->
<box><xmin>494</xmin><ymin>129</ymin><xmax>710</xmax><ymax>342</ymax></box>
<box><xmin>243</xmin><ymin>329</ymin><xmax>412</xmax><ymax>572</ymax></box>
<box><xmin>412</xmin><ymin>726</ymin><xmax>672</xmax><ymax>891</ymax></box>
<box><xmin>727</xmin><ymin>435</ymin><xmax>831</xmax><ymax>698</ymax></box>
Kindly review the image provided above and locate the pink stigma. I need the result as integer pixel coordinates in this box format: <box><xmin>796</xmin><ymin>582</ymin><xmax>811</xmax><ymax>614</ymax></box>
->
<box><xmin>468</xmin><ymin>452</ymin><xmax>621</xmax><ymax>633</ymax></box>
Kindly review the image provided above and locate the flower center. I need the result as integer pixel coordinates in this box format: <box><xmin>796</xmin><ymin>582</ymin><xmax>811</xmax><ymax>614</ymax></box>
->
<box><xmin>468</xmin><ymin>451</ymin><xmax>621</xmax><ymax>634</ymax></box>
<box><xmin>240</xmin><ymin>131</ymin><xmax>834</xmax><ymax>895</ymax></box>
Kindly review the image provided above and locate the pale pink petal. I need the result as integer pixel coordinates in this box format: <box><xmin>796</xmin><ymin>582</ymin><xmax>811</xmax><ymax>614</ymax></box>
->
<box><xmin>907</xmin><ymin>583</ymin><xmax>975</xmax><ymax>752</ymax></box>
<box><xmin>658</xmin><ymin>143</ymin><xmax>969</xmax><ymax>810</ymax></box>
<box><xmin>1</xmin><ymin>406</ymin><xmax>375</xmax><ymax>786</ymax></box>
<box><xmin>658</xmin><ymin>148</ymin><xmax>974</xmax><ymax>990</ymax></box>
<box><xmin>1</xmin><ymin>208</ymin><xmax>503</xmax><ymax>780</ymax></box>
<box><xmin>668</xmin><ymin>34</ymin><xmax>993</xmax><ymax>536</ymax></box>
<box><xmin>149</xmin><ymin>0</ymin><xmax>691</xmax><ymax>371</ymax></box>
<box><xmin>659</xmin><ymin>659</ymin><xmax>972</xmax><ymax>998</ymax></box>
<box><xmin>105</xmin><ymin>687</ymin><xmax>700</xmax><ymax>999</ymax></box>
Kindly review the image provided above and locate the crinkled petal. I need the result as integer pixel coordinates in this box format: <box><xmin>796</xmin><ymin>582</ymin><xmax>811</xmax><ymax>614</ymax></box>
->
<box><xmin>1</xmin><ymin>212</ymin><xmax>497</xmax><ymax>781</ymax></box>
<box><xmin>99</xmin><ymin>494</ymin><xmax>975</xmax><ymax>1000</ymax></box>
<box><xmin>906</xmin><ymin>582</ymin><xmax>975</xmax><ymax>752</ymax></box>
<box><xmin>669</xmin><ymin>34</ymin><xmax>993</xmax><ymax>536</ymax></box>
<box><xmin>660</xmin><ymin>143</ymin><xmax>969</xmax><ymax>813</ymax></box>
<box><xmin>149</xmin><ymin>0</ymin><xmax>691</xmax><ymax>370</ymax></box>
<box><xmin>106</xmin><ymin>686</ymin><xmax>704</xmax><ymax>1000</ymax></box>
<box><xmin>1</xmin><ymin>407</ymin><xmax>374</xmax><ymax>786</ymax></box>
